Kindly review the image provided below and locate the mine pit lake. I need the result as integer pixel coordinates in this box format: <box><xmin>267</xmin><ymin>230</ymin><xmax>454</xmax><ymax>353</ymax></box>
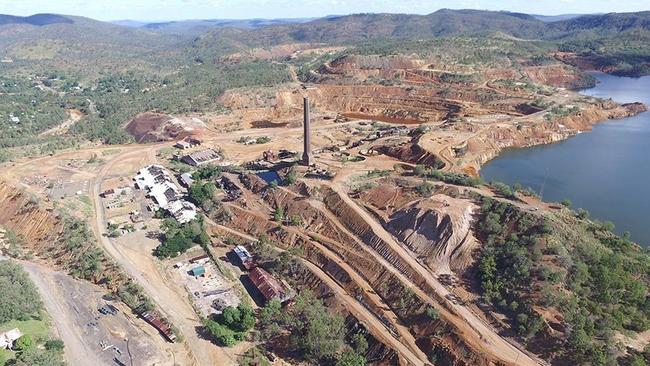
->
<box><xmin>481</xmin><ymin>72</ymin><xmax>650</xmax><ymax>246</ymax></box>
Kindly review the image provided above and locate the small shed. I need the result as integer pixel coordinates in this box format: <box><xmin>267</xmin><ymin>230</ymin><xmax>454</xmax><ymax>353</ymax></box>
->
<box><xmin>180</xmin><ymin>172</ymin><xmax>195</xmax><ymax>187</ymax></box>
<box><xmin>190</xmin><ymin>266</ymin><xmax>206</xmax><ymax>277</ymax></box>
<box><xmin>174</xmin><ymin>140</ymin><xmax>191</xmax><ymax>150</ymax></box>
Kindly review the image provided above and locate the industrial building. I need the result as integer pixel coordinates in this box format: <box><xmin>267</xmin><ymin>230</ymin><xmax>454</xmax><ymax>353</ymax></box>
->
<box><xmin>249</xmin><ymin>267</ymin><xmax>290</xmax><ymax>303</ymax></box>
<box><xmin>233</xmin><ymin>245</ymin><xmax>254</xmax><ymax>269</ymax></box>
<box><xmin>181</xmin><ymin>149</ymin><xmax>221</xmax><ymax>166</ymax></box>
<box><xmin>134</xmin><ymin>165</ymin><xmax>197</xmax><ymax>223</ymax></box>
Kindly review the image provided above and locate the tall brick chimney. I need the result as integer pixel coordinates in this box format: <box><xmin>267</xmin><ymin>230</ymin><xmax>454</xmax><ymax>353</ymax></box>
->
<box><xmin>302</xmin><ymin>97</ymin><xmax>313</xmax><ymax>166</ymax></box>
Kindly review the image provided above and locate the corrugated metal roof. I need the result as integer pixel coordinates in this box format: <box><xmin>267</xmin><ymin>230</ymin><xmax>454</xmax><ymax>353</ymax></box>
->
<box><xmin>249</xmin><ymin>267</ymin><xmax>284</xmax><ymax>302</ymax></box>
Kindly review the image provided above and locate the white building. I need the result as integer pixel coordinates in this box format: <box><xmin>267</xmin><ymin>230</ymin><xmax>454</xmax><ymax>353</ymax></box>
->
<box><xmin>134</xmin><ymin>165</ymin><xmax>197</xmax><ymax>223</ymax></box>
<box><xmin>167</xmin><ymin>200</ymin><xmax>198</xmax><ymax>223</ymax></box>
<box><xmin>179</xmin><ymin>172</ymin><xmax>195</xmax><ymax>187</ymax></box>
<box><xmin>0</xmin><ymin>328</ymin><xmax>22</xmax><ymax>350</ymax></box>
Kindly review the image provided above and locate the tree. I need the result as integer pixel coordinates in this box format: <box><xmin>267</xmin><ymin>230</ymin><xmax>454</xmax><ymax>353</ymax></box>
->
<box><xmin>189</xmin><ymin>182</ymin><xmax>216</xmax><ymax>205</ymax></box>
<box><xmin>0</xmin><ymin>261</ymin><xmax>43</xmax><ymax>323</ymax></box>
<box><xmin>205</xmin><ymin>303</ymin><xmax>255</xmax><ymax>347</ymax></box>
<box><xmin>238</xmin><ymin>304</ymin><xmax>256</xmax><ymax>332</ymax></box>
<box><xmin>336</xmin><ymin>350</ymin><xmax>366</xmax><ymax>366</ymax></box>
<box><xmin>351</xmin><ymin>332</ymin><xmax>368</xmax><ymax>354</ymax></box>
<box><xmin>284</xmin><ymin>170</ymin><xmax>298</xmax><ymax>185</ymax></box>
<box><xmin>425</xmin><ymin>306</ymin><xmax>439</xmax><ymax>320</ymax></box>
<box><xmin>192</xmin><ymin>165</ymin><xmax>221</xmax><ymax>180</ymax></box>
<box><xmin>6</xmin><ymin>348</ymin><xmax>65</xmax><ymax>366</ymax></box>
<box><xmin>14</xmin><ymin>335</ymin><xmax>33</xmax><ymax>351</ymax></box>
<box><xmin>630</xmin><ymin>355</ymin><xmax>647</xmax><ymax>366</ymax></box>
<box><xmin>260</xmin><ymin>299</ymin><xmax>282</xmax><ymax>326</ymax></box>
<box><xmin>416</xmin><ymin>182</ymin><xmax>435</xmax><ymax>197</ymax></box>
<box><xmin>273</xmin><ymin>207</ymin><xmax>284</xmax><ymax>222</ymax></box>
<box><xmin>414</xmin><ymin>164</ymin><xmax>428</xmax><ymax>177</ymax></box>
<box><xmin>44</xmin><ymin>339</ymin><xmax>65</xmax><ymax>352</ymax></box>
<box><xmin>289</xmin><ymin>215</ymin><xmax>303</xmax><ymax>227</ymax></box>
<box><xmin>259</xmin><ymin>299</ymin><xmax>283</xmax><ymax>341</ymax></box>
<box><xmin>204</xmin><ymin>318</ymin><xmax>237</xmax><ymax>347</ymax></box>
<box><xmin>291</xmin><ymin>290</ymin><xmax>345</xmax><ymax>360</ymax></box>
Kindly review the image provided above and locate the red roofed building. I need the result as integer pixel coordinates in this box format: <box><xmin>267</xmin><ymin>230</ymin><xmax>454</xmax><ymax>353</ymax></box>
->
<box><xmin>248</xmin><ymin>267</ymin><xmax>288</xmax><ymax>303</ymax></box>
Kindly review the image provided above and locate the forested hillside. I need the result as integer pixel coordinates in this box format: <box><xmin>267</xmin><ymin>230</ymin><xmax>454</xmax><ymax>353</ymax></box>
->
<box><xmin>0</xmin><ymin>9</ymin><xmax>648</xmax><ymax>162</ymax></box>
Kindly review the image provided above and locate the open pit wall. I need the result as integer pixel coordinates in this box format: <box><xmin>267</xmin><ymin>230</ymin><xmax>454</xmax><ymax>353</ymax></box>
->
<box><xmin>0</xmin><ymin>179</ymin><xmax>135</xmax><ymax>290</ymax></box>
<box><xmin>232</xmin><ymin>174</ymin><xmax>505</xmax><ymax>365</ymax></box>
<box><xmin>461</xmin><ymin>101</ymin><xmax>647</xmax><ymax>174</ymax></box>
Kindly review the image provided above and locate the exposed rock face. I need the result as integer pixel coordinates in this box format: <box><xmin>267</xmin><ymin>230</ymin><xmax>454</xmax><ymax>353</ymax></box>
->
<box><xmin>377</xmin><ymin>143</ymin><xmax>446</xmax><ymax>169</ymax></box>
<box><xmin>387</xmin><ymin>195</ymin><xmax>478</xmax><ymax>273</ymax></box>
<box><xmin>124</xmin><ymin>112</ymin><xmax>205</xmax><ymax>142</ymax></box>
<box><xmin>448</xmin><ymin>100</ymin><xmax>649</xmax><ymax>175</ymax></box>
<box><xmin>0</xmin><ymin>180</ymin><xmax>130</xmax><ymax>289</ymax></box>
<box><xmin>521</xmin><ymin>64</ymin><xmax>596</xmax><ymax>89</ymax></box>
<box><xmin>622</xmin><ymin>102</ymin><xmax>648</xmax><ymax>114</ymax></box>
<box><xmin>0</xmin><ymin>181</ymin><xmax>62</xmax><ymax>245</ymax></box>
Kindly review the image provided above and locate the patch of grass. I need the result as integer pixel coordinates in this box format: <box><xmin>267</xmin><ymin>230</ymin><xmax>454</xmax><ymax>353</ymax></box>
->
<box><xmin>0</xmin><ymin>318</ymin><xmax>52</xmax><ymax>364</ymax></box>
<box><xmin>239</xmin><ymin>346</ymin><xmax>271</xmax><ymax>366</ymax></box>
<box><xmin>0</xmin><ymin>347</ymin><xmax>13</xmax><ymax>365</ymax></box>
<box><xmin>0</xmin><ymin>319</ymin><xmax>51</xmax><ymax>340</ymax></box>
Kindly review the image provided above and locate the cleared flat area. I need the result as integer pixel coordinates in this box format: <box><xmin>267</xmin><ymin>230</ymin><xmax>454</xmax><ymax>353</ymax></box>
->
<box><xmin>21</xmin><ymin>261</ymin><xmax>171</xmax><ymax>366</ymax></box>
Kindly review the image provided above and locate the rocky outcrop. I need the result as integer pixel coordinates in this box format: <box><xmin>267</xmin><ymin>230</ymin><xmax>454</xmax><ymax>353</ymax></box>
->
<box><xmin>124</xmin><ymin>112</ymin><xmax>205</xmax><ymax>143</ymax></box>
<box><xmin>377</xmin><ymin>142</ymin><xmax>446</xmax><ymax>169</ymax></box>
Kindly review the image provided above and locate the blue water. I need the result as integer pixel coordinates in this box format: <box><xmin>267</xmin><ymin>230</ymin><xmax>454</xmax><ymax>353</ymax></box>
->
<box><xmin>256</xmin><ymin>171</ymin><xmax>282</xmax><ymax>185</ymax></box>
<box><xmin>481</xmin><ymin>73</ymin><xmax>650</xmax><ymax>245</ymax></box>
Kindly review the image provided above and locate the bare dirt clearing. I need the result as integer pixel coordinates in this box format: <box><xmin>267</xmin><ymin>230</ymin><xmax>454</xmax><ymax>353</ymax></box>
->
<box><xmin>22</xmin><ymin>261</ymin><xmax>171</xmax><ymax>366</ymax></box>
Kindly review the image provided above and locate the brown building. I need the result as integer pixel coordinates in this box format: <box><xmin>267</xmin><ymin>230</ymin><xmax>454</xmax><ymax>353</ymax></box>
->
<box><xmin>248</xmin><ymin>267</ymin><xmax>288</xmax><ymax>303</ymax></box>
<box><xmin>181</xmin><ymin>148</ymin><xmax>221</xmax><ymax>166</ymax></box>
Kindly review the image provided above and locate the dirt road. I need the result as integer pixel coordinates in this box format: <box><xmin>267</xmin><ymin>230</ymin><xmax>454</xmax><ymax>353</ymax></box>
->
<box><xmin>21</xmin><ymin>261</ymin><xmax>170</xmax><ymax>366</ymax></box>
<box><xmin>328</xmin><ymin>183</ymin><xmax>544</xmax><ymax>366</ymax></box>
<box><xmin>88</xmin><ymin>146</ymin><xmax>230</xmax><ymax>366</ymax></box>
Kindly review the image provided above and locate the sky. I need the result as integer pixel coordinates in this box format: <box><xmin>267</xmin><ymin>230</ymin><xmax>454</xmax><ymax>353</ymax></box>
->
<box><xmin>0</xmin><ymin>0</ymin><xmax>648</xmax><ymax>21</ymax></box>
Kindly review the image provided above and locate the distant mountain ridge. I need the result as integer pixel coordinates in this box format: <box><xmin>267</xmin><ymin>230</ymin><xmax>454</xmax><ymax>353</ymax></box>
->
<box><xmin>532</xmin><ymin>14</ymin><xmax>593</xmax><ymax>22</ymax></box>
<box><xmin>189</xmin><ymin>9</ymin><xmax>650</xmax><ymax>48</ymax></box>
<box><xmin>111</xmin><ymin>17</ymin><xmax>317</xmax><ymax>34</ymax></box>
<box><xmin>0</xmin><ymin>9</ymin><xmax>648</xmax><ymax>75</ymax></box>
<box><xmin>2</xmin><ymin>9</ymin><xmax>649</xmax><ymax>42</ymax></box>
<box><xmin>0</xmin><ymin>13</ymin><xmax>74</xmax><ymax>26</ymax></box>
